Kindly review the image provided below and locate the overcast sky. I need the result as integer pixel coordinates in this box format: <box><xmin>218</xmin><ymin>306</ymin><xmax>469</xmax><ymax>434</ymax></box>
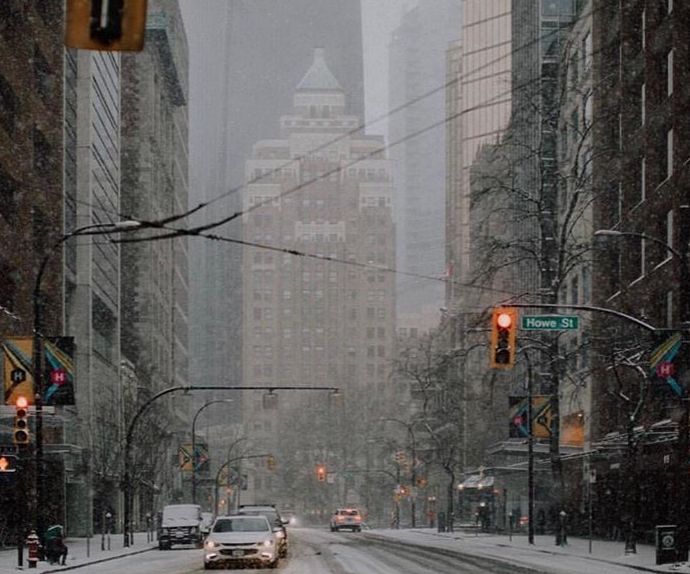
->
<box><xmin>360</xmin><ymin>0</ymin><xmax>416</xmax><ymax>136</ymax></box>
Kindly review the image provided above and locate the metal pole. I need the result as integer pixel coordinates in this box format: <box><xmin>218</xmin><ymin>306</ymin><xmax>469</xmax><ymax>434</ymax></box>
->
<box><xmin>409</xmin><ymin>427</ymin><xmax>416</xmax><ymax>528</ymax></box>
<box><xmin>122</xmin><ymin>384</ymin><xmax>337</xmax><ymax>546</ymax></box>
<box><xmin>192</xmin><ymin>400</ymin><xmax>233</xmax><ymax>505</ymax></box>
<box><xmin>526</xmin><ymin>353</ymin><xmax>535</xmax><ymax>545</ymax></box>
<box><xmin>395</xmin><ymin>463</ymin><xmax>400</xmax><ymax>529</ymax></box>
<box><xmin>588</xmin><ymin>464</ymin><xmax>593</xmax><ymax>554</ymax></box>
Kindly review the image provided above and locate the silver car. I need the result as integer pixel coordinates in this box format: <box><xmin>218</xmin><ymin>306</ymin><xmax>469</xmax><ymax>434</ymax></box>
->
<box><xmin>203</xmin><ymin>515</ymin><xmax>279</xmax><ymax>570</ymax></box>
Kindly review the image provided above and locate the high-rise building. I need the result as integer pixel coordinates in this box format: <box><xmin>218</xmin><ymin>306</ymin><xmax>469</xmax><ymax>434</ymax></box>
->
<box><xmin>225</xmin><ymin>0</ymin><xmax>364</xmax><ymax>190</ymax></box>
<box><xmin>388</xmin><ymin>0</ymin><xmax>461</xmax><ymax>313</ymax></box>
<box><xmin>241</xmin><ymin>49</ymin><xmax>395</xmax><ymax>509</ymax></box>
<box><xmin>0</xmin><ymin>1</ymin><xmax>67</xmax><ymax>539</ymax></box>
<box><xmin>446</xmin><ymin>0</ymin><xmax>512</xmax><ymax>306</ymax></box>
<box><xmin>183</xmin><ymin>0</ymin><xmax>364</xmax><ymax>425</ymax></box>
<box><xmin>121</xmin><ymin>0</ymin><xmax>190</xmax><ymax>515</ymax></box>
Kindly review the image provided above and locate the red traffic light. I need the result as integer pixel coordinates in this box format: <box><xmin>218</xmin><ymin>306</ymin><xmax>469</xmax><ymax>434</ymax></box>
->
<box><xmin>13</xmin><ymin>397</ymin><xmax>30</xmax><ymax>445</ymax></box>
<box><xmin>496</xmin><ymin>312</ymin><xmax>512</xmax><ymax>329</ymax></box>
<box><xmin>0</xmin><ymin>455</ymin><xmax>16</xmax><ymax>473</ymax></box>
<box><xmin>316</xmin><ymin>464</ymin><xmax>327</xmax><ymax>481</ymax></box>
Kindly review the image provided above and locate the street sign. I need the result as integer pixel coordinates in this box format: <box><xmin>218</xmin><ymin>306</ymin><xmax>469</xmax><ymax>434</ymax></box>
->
<box><xmin>10</xmin><ymin>369</ymin><xmax>25</xmax><ymax>384</ymax></box>
<box><xmin>521</xmin><ymin>315</ymin><xmax>579</xmax><ymax>331</ymax></box>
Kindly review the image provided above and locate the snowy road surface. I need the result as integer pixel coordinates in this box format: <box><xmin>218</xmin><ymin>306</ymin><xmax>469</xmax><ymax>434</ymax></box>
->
<box><xmin>69</xmin><ymin>528</ymin><xmax>536</xmax><ymax>573</ymax></box>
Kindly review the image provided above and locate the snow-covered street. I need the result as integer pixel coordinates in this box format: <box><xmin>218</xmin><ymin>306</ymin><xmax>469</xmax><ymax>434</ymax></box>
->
<box><xmin>4</xmin><ymin>527</ymin><xmax>690</xmax><ymax>574</ymax></box>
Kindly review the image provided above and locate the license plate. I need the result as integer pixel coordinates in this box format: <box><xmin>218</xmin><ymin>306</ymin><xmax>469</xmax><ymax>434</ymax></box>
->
<box><xmin>232</xmin><ymin>550</ymin><xmax>244</xmax><ymax>557</ymax></box>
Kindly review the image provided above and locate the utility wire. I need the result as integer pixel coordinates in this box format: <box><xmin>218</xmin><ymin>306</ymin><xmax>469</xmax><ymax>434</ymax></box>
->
<box><xmin>133</xmin><ymin>6</ymin><xmax>596</xmax><ymax>228</ymax></box>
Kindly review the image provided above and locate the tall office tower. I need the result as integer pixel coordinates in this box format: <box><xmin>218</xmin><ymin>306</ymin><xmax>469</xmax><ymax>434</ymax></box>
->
<box><xmin>389</xmin><ymin>0</ymin><xmax>461</xmax><ymax>314</ymax></box>
<box><xmin>225</xmin><ymin>0</ymin><xmax>364</xmax><ymax>190</ymax></box>
<box><xmin>185</xmin><ymin>1</ymin><xmax>364</xmax><ymax>420</ymax></box>
<box><xmin>446</xmin><ymin>0</ymin><xmax>512</xmax><ymax>308</ymax></box>
<box><xmin>121</xmin><ymin>0</ymin><xmax>190</xmax><ymax>513</ymax></box>
<box><xmin>241</xmin><ymin>50</ymin><xmax>395</xmax><ymax>512</ymax></box>
<box><xmin>0</xmin><ymin>1</ymin><xmax>67</xmax><ymax>538</ymax></box>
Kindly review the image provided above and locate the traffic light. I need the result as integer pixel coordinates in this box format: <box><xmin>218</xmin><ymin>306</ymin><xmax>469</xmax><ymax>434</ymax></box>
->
<box><xmin>65</xmin><ymin>0</ymin><xmax>148</xmax><ymax>52</ymax></box>
<box><xmin>13</xmin><ymin>396</ymin><xmax>30</xmax><ymax>445</ymax></box>
<box><xmin>0</xmin><ymin>455</ymin><xmax>17</xmax><ymax>473</ymax></box>
<box><xmin>315</xmin><ymin>464</ymin><xmax>326</xmax><ymax>482</ymax></box>
<box><xmin>490</xmin><ymin>307</ymin><xmax>517</xmax><ymax>369</ymax></box>
<box><xmin>266</xmin><ymin>456</ymin><xmax>277</xmax><ymax>471</ymax></box>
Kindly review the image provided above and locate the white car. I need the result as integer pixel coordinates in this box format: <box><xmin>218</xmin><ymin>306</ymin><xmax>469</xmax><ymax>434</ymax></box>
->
<box><xmin>330</xmin><ymin>508</ymin><xmax>363</xmax><ymax>532</ymax></box>
<box><xmin>203</xmin><ymin>515</ymin><xmax>279</xmax><ymax>570</ymax></box>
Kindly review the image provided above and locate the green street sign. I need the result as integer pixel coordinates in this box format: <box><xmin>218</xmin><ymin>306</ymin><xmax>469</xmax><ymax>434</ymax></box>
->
<box><xmin>521</xmin><ymin>315</ymin><xmax>579</xmax><ymax>331</ymax></box>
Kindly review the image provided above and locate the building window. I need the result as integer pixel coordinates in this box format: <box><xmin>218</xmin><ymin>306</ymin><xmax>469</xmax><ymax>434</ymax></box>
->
<box><xmin>668</xmin><ymin>50</ymin><xmax>674</xmax><ymax>96</ymax></box>
<box><xmin>640</xmin><ymin>158</ymin><xmax>646</xmax><ymax>203</ymax></box>
<box><xmin>666</xmin><ymin>129</ymin><xmax>673</xmax><ymax>178</ymax></box>
<box><xmin>638</xmin><ymin>238</ymin><xmax>646</xmax><ymax>279</ymax></box>
<box><xmin>641</xmin><ymin>9</ymin><xmax>645</xmax><ymax>50</ymax></box>
<box><xmin>570</xmin><ymin>276</ymin><xmax>579</xmax><ymax>305</ymax></box>
<box><xmin>667</xmin><ymin>291</ymin><xmax>673</xmax><ymax>327</ymax></box>
<box><xmin>582</xmin><ymin>31</ymin><xmax>592</xmax><ymax>69</ymax></box>
<box><xmin>640</xmin><ymin>83</ymin><xmax>645</xmax><ymax>125</ymax></box>
<box><xmin>666</xmin><ymin>209</ymin><xmax>674</xmax><ymax>253</ymax></box>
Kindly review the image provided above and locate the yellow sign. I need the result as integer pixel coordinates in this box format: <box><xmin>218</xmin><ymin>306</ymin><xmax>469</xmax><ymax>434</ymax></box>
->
<box><xmin>3</xmin><ymin>337</ymin><xmax>34</xmax><ymax>406</ymax></box>
<box><xmin>179</xmin><ymin>445</ymin><xmax>192</xmax><ymax>471</ymax></box>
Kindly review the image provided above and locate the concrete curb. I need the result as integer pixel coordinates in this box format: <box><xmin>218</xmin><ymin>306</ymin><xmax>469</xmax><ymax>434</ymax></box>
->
<box><xmin>42</xmin><ymin>545</ymin><xmax>156</xmax><ymax>573</ymax></box>
<box><xmin>363</xmin><ymin>531</ymin><xmax>675</xmax><ymax>574</ymax></box>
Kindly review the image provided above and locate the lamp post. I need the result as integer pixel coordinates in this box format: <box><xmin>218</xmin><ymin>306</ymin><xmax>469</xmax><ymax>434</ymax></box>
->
<box><xmin>212</xmin><ymin>454</ymin><xmax>271</xmax><ymax>516</ymax></box>
<box><xmin>32</xmin><ymin>220</ymin><xmax>142</xmax><ymax>539</ymax></box>
<box><xmin>191</xmin><ymin>399</ymin><xmax>234</xmax><ymax>504</ymax></box>
<box><xmin>595</xmin><ymin>228</ymin><xmax>690</xmax><ymax>558</ymax></box>
<box><xmin>381</xmin><ymin>417</ymin><xmax>419</xmax><ymax>528</ymax></box>
<box><xmin>122</xmin><ymin>384</ymin><xmax>339</xmax><ymax>547</ymax></box>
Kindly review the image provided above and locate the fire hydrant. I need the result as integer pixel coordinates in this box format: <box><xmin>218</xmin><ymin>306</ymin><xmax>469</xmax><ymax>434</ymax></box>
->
<box><xmin>26</xmin><ymin>530</ymin><xmax>40</xmax><ymax>568</ymax></box>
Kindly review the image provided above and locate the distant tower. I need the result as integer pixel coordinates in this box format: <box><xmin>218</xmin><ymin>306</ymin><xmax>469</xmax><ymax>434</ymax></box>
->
<box><xmin>388</xmin><ymin>0</ymin><xmax>462</xmax><ymax>313</ymax></box>
<box><xmin>242</xmin><ymin>49</ymin><xmax>395</xmax><ymax>507</ymax></box>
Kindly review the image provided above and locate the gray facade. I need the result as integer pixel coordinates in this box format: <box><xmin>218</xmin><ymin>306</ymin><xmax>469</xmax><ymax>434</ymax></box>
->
<box><xmin>388</xmin><ymin>0</ymin><xmax>461</xmax><ymax>314</ymax></box>
<box><xmin>121</xmin><ymin>0</ymin><xmax>190</xmax><ymax>514</ymax></box>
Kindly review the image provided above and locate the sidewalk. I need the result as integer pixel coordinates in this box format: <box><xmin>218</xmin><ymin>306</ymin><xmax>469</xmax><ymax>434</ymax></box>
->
<box><xmin>366</xmin><ymin>527</ymin><xmax>690</xmax><ymax>574</ymax></box>
<box><xmin>0</xmin><ymin>532</ymin><xmax>156</xmax><ymax>573</ymax></box>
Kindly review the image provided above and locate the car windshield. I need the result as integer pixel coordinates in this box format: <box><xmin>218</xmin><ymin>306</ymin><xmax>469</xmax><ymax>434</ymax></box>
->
<box><xmin>213</xmin><ymin>518</ymin><xmax>269</xmax><ymax>533</ymax></box>
<box><xmin>338</xmin><ymin>510</ymin><xmax>359</xmax><ymax>516</ymax></box>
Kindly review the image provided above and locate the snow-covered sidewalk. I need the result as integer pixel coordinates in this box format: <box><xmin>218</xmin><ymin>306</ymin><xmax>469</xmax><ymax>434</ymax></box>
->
<box><xmin>366</xmin><ymin>527</ymin><xmax>690</xmax><ymax>574</ymax></box>
<box><xmin>0</xmin><ymin>532</ymin><xmax>156</xmax><ymax>573</ymax></box>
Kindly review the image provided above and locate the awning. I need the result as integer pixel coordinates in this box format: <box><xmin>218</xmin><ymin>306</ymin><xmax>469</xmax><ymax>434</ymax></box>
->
<box><xmin>460</xmin><ymin>475</ymin><xmax>494</xmax><ymax>489</ymax></box>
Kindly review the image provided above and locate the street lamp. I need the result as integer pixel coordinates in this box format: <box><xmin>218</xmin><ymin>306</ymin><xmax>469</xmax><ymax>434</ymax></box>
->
<box><xmin>191</xmin><ymin>399</ymin><xmax>234</xmax><ymax>504</ymax></box>
<box><xmin>595</xmin><ymin>228</ymin><xmax>690</xmax><ymax>558</ymax></box>
<box><xmin>381</xmin><ymin>417</ymin><xmax>420</xmax><ymax>528</ymax></box>
<box><xmin>32</xmin><ymin>220</ymin><xmax>142</xmax><ymax>539</ymax></box>
<box><xmin>122</xmin><ymin>384</ymin><xmax>339</xmax><ymax>547</ymax></box>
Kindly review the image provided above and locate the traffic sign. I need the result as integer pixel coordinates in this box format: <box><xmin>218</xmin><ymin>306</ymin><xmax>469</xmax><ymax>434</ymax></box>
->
<box><xmin>10</xmin><ymin>369</ymin><xmax>26</xmax><ymax>384</ymax></box>
<box><xmin>521</xmin><ymin>315</ymin><xmax>579</xmax><ymax>331</ymax></box>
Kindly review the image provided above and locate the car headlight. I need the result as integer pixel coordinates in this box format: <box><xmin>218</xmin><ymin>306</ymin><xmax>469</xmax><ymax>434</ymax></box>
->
<box><xmin>205</xmin><ymin>540</ymin><xmax>219</xmax><ymax>550</ymax></box>
<box><xmin>274</xmin><ymin>530</ymin><xmax>285</xmax><ymax>539</ymax></box>
<box><xmin>263</xmin><ymin>539</ymin><xmax>274</xmax><ymax>547</ymax></box>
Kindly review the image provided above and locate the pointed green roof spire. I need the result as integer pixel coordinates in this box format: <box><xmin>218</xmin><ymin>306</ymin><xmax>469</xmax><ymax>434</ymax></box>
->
<box><xmin>296</xmin><ymin>48</ymin><xmax>342</xmax><ymax>91</ymax></box>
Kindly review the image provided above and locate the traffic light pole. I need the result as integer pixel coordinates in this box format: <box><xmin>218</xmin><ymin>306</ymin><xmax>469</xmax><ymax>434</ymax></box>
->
<box><xmin>212</xmin><ymin>454</ymin><xmax>271</xmax><ymax>516</ymax></box>
<box><xmin>31</xmin><ymin>222</ymin><xmax>143</xmax><ymax>542</ymax></box>
<box><xmin>191</xmin><ymin>400</ymin><xmax>234</xmax><ymax>505</ymax></box>
<box><xmin>122</xmin><ymin>384</ymin><xmax>338</xmax><ymax>547</ymax></box>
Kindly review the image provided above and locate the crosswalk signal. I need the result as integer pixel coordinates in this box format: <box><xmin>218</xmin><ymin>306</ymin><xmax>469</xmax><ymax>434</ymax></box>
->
<box><xmin>490</xmin><ymin>307</ymin><xmax>517</xmax><ymax>369</ymax></box>
<box><xmin>316</xmin><ymin>464</ymin><xmax>326</xmax><ymax>482</ymax></box>
<box><xmin>65</xmin><ymin>0</ymin><xmax>148</xmax><ymax>52</ymax></box>
<box><xmin>13</xmin><ymin>396</ymin><xmax>30</xmax><ymax>445</ymax></box>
